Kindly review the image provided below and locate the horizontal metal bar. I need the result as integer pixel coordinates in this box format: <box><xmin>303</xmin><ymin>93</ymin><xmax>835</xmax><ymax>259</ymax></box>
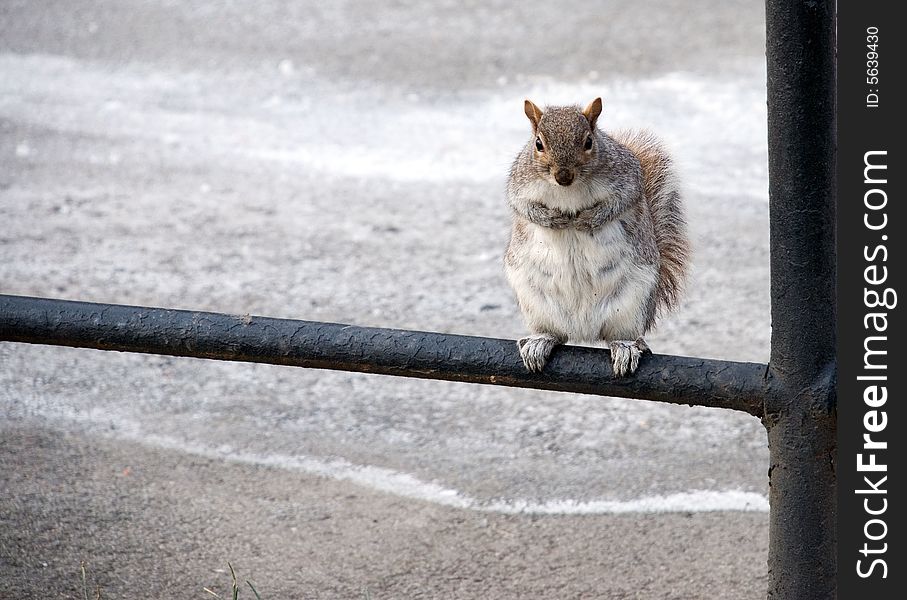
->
<box><xmin>0</xmin><ymin>294</ymin><xmax>765</xmax><ymax>416</ymax></box>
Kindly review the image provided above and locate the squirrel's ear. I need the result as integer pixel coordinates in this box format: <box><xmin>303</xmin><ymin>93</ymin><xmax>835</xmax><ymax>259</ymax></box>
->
<box><xmin>583</xmin><ymin>97</ymin><xmax>603</xmax><ymax>130</ymax></box>
<box><xmin>524</xmin><ymin>99</ymin><xmax>543</xmax><ymax>132</ymax></box>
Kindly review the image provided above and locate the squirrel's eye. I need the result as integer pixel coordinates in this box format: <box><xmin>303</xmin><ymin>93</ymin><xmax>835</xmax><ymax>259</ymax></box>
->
<box><xmin>535</xmin><ymin>137</ymin><xmax>544</xmax><ymax>152</ymax></box>
<box><xmin>584</xmin><ymin>135</ymin><xmax>593</xmax><ymax>150</ymax></box>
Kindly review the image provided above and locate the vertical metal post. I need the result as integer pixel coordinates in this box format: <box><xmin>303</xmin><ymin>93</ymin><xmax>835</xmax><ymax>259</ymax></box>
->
<box><xmin>764</xmin><ymin>0</ymin><xmax>837</xmax><ymax>597</ymax></box>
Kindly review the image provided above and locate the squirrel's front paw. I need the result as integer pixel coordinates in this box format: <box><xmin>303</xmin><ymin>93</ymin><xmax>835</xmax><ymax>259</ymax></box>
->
<box><xmin>517</xmin><ymin>334</ymin><xmax>561</xmax><ymax>372</ymax></box>
<box><xmin>572</xmin><ymin>208</ymin><xmax>597</xmax><ymax>233</ymax></box>
<box><xmin>608</xmin><ymin>338</ymin><xmax>650</xmax><ymax>377</ymax></box>
<box><xmin>548</xmin><ymin>212</ymin><xmax>572</xmax><ymax>229</ymax></box>
<box><xmin>527</xmin><ymin>202</ymin><xmax>572</xmax><ymax>229</ymax></box>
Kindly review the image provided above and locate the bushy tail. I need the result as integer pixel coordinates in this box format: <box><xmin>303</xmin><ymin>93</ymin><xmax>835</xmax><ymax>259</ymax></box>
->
<box><xmin>614</xmin><ymin>130</ymin><xmax>690</xmax><ymax>313</ymax></box>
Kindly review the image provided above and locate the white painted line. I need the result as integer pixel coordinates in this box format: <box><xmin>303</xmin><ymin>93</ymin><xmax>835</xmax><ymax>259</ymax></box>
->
<box><xmin>6</xmin><ymin>402</ymin><xmax>768</xmax><ymax>515</ymax></box>
<box><xmin>139</xmin><ymin>431</ymin><xmax>769</xmax><ymax>514</ymax></box>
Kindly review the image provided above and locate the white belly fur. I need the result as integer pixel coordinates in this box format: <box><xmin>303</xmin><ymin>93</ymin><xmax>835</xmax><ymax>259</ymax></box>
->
<box><xmin>505</xmin><ymin>220</ymin><xmax>657</xmax><ymax>342</ymax></box>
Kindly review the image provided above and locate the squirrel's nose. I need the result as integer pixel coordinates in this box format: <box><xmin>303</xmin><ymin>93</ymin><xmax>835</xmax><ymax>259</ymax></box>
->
<box><xmin>554</xmin><ymin>169</ymin><xmax>575</xmax><ymax>186</ymax></box>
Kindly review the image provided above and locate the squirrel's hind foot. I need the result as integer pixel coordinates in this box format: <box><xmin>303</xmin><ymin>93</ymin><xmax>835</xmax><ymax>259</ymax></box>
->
<box><xmin>517</xmin><ymin>334</ymin><xmax>562</xmax><ymax>372</ymax></box>
<box><xmin>608</xmin><ymin>338</ymin><xmax>650</xmax><ymax>377</ymax></box>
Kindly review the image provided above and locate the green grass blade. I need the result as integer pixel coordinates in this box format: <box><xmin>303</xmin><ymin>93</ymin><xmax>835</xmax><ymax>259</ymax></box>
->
<box><xmin>228</xmin><ymin>562</ymin><xmax>239</xmax><ymax>600</ymax></box>
<box><xmin>246</xmin><ymin>580</ymin><xmax>262</xmax><ymax>600</ymax></box>
<box><xmin>80</xmin><ymin>562</ymin><xmax>89</xmax><ymax>600</ymax></box>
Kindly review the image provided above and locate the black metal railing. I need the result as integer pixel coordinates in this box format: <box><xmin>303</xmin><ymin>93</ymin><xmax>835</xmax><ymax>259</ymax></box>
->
<box><xmin>0</xmin><ymin>295</ymin><xmax>766</xmax><ymax>416</ymax></box>
<box><xmin>763</xmin><ymin>0</ymin><xmax>836</xmax><ymax>596</ymax></box>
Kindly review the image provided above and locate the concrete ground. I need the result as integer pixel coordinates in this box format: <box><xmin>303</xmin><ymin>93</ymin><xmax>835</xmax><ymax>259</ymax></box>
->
<box><xmin>1</xmin><ymin>1</ymin><xmax>772</xmax><ymax>598</ymax></box>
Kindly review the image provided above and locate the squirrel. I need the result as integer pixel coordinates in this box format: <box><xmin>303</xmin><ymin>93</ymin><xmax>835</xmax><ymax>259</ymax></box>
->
<box><xmin>504</xmin><ymin>97</ymin><xmax>689</xmax><ymax>376</ymax></box>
